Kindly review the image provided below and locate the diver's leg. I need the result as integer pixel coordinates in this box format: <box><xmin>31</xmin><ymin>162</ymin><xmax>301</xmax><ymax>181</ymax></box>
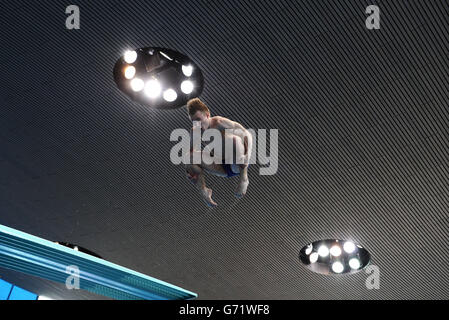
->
<box><xmin>224</xmin><ymin>134</ymin><xmax>250</xmax><ymax>198</ymax></box>
<box><xmin>185</xmin><ymin>150</ymin><xmax>226</xmax><ymax>207</ymax></box>
<box><xmin>186</xmin><ymin>163</ymin><xmax>217</xmax><ymax>207</ymax></box>
<box><xmin>235</xmin><ymin>164</ymin><xmax>249</xmax><ymax>198</ymax></box>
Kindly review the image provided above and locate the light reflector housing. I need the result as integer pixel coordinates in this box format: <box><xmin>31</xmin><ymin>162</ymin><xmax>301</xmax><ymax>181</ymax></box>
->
<box><xmin>299</xmin><ymin>239</ymin><xmax>371</xmax><ymax>275</ymax></box>
<box><xmin>113</xmin><ymin>47</ymin><xmax>204</xmax><ymax>110</ymax></box>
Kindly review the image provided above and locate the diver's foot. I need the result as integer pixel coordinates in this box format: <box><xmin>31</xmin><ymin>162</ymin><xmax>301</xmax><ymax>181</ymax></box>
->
<box><xmin>235</xmin><ymin>178</ymin><xmax>249</xmax><ymax>198</ymax></box>
<box><xmin>202</xmin><ymin>188</ymin><xmax>218</xmax><ymax>208</ymax></box>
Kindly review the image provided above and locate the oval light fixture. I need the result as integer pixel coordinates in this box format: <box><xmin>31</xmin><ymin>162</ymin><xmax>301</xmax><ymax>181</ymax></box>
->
<box><xmin>299</xmin><ymin>239</ymin><xmax>371</xmax><ymax>275</ymax></box>
<box><xmin>113</xmin><ymin>47</ymin><xmax>204</xmax><ymax>109</ymax></box>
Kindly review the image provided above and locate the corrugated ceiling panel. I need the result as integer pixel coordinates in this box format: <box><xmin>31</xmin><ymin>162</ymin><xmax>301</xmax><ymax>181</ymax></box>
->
<box><xmin>1</xmin><ymin>0</ymin><xmax>448</xmax><ymax>299</ymax></box>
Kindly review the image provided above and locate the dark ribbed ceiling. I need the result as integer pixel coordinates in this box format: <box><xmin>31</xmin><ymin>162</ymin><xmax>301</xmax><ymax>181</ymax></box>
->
<box><xmin>1</xmin><ymin>0</ymin><xmax>449</xmax><ymax>299</ymax></box>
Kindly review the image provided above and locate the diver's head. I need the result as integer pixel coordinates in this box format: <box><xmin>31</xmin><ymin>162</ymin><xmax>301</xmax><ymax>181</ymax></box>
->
<box><xmin>187</xmin><ymin>98</ymin><xmax>211</xmax><ymax>130</ymax></box>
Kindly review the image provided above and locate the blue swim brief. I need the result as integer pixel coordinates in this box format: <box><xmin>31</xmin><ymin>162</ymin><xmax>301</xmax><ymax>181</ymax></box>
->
<box><xmin>222</xmin><ymin>164</ymin><xmax>250</xmax><ymax>178</ymax></box>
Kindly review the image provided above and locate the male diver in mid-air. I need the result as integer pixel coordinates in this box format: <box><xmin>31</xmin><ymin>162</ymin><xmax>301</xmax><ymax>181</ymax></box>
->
<box><xmin>185</xmin><ymin>98</ymin><xmax>252</xmax><ymax>208</ymax></box>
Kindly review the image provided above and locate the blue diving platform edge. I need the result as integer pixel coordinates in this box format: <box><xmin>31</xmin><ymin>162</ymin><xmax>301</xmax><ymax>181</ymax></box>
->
<box><xmin>0</xmin><ymin>224</ymin><xmax>197</xmax><ymax>300</ymax></box>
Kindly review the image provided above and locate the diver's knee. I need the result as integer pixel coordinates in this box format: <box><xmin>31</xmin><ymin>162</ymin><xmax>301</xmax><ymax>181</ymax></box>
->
<box><xmin>231</xmin><ymin>164</ymin><xmax>241</xmax><ymax>174</ymax></box>
<box><xmin>186</xmin><ymin>164</ymin><xmax>202</xmax><ymax>185</ymax></box>
<box><xmin>186</xmin><ymin>163</ymin><xmax>202</xmax><ymax>174</ymax></box>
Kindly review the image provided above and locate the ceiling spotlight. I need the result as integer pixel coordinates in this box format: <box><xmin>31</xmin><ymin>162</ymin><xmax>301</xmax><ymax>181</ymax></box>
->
<box><xmin>124</xmin><ymin>50</ymin><xmax>138</xmax><ymax>64</ymax></box>
<box><xmin>318</xmin><ymin>245</ymin><xmax>329</xmax><ymax>257</ymax></box>
<box><xmin>332</xmin><ymin>262</ymin><xmax>344</xmax><ymax>274</ymax></box>
<box><xmin>144</xmin><ymin>79</ymin><xmax>162</xmax><ymax>98</ymax></box>
<box><xmin>330</xmin><ymin>245</ymin><xmax>342</xmax><ymax>257</ymax></box>
<box><xmin>163</xmin><ymin>89</ymin><xmax>177</xmax><ymax>102</ymax></box>
<box><xmin>309</xmin><ymin>252</ymin><xmax>319</xmax><ymax>264</ymax></box>
<box><xmin>124</xmin><ymin>66</ymin><xmax>136</xmax><ymax>79</ymax></box>
<box><xmin>182</xmin><ymin>65</ymin><xmax>193</xmax><ymax>77</ymax></box>
<box><xmin>349</xmin><ymin>258</ymin><xmax>361</xmax><ymax>270</ymax></box>
<box><xmin>305</xmin><ymin>244</ymin><xmax>313</xmax><ymax>255</ymax></box>
<box><xmin>343</xmin><ymin>242</ymin><xmax>356</xmax><ymax>254</ymax></box>
<box><xmin>130</xmin><ymin>78</ymin><xmax>145</xmax><ymax>92</ymax></box>
<box><xmin>299</xmin><ymin>239</ymin><xmax>371</xmax><ymax>276</ymax></box>
<box><xmin>181</xmin><ymin>80</ymin><xmax>194</xmax><ymax>94</ymax></box>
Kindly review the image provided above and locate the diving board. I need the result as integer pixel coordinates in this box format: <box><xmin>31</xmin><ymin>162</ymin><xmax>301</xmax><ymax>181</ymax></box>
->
<box><xmin>0</xmin><ymin>224</ymin><xmax>197</xmax><ymax>300</ymax></box>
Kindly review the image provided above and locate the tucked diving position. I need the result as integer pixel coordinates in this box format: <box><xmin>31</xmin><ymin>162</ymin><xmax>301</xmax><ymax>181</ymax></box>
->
<box><xmin>185</xmin><ymin>98</ymin><xmax>252</xmax><ymax>207</ymax></box>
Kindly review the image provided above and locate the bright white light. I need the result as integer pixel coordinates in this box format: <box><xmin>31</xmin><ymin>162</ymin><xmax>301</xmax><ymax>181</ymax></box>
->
<box><xmin>160</xmin><ymin>51</ymin><xmax>173</xmax><ymax>61</ymax></box>
<box><xmin>130</xmin><ymin>78</ymin><xmax>144</xmax><ymax>92</ymax></box>
<box><xmin>38</xmin><ymin>296</ymin><xmax>54</xmax><ymax>300</ymax></box>
<box><xmin>73</xmin><ymin>246</ymin><xmax>79</xmax><ymax>251</ymax></box>
<box><xmin>144</xmin><ymin>79</ymin><xmax>162</xmax><ymax>98</ymax></box>
<box><xmin>330</xmin><ymin>245</ymin><xmax>342</xmax><ymax>257</ymax></box>
<box><xmin>163</xmin><ymin>89</ymin><xmax>177</xmax><ymax>102</ymax></box>
<box><xmin>182</xmin><ymin>65</ymin><xmax>193</xmax><ymax>77</ymax></box>
<box><xmin>349</xmin><ymin>258</ymin><xmax>361</xmax><ymax>270</ymax></box>
<box><xmin>181</xmin><ymin>81</ymin><xmax>194</xmax><ymax>94</ymax></box>
<box><xmin>124</xmin><ymin>50</ymin><xmax>137</xmax><ymax>64</ymax></box>
<box><xmin>318</xmin><ymin>245</ymin><xmax>329</xmax><ymax>257</ymax></box>
<box><xmin>309</xmin><ymin>252</ymin><xmax>319</xmax><ymax>264</ymax></box>
<box><xmin>124</xmin><ymin>66</ymin><xmax>136</xmax><ymax>79</ymax></box>
<box><xmin>343</xmin><ymin>242</ymin><xmax>356</xmax><ymax>254</ymax></box>
<box><xmin>332</xmin><ymin>262</ymin><xmax>344</xmax><ymax>273</ymax></box>
<box><xmin>305</xmin><ymin>244</ymin><xmax>313</xmax><ymax>255</ymax></box>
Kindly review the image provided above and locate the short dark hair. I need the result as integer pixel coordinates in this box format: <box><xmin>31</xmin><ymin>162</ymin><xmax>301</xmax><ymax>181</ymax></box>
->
<box><xmin>187</xmin><ymin>98</ymin><xmax>210</xmax><ymax>118</ymax></box>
